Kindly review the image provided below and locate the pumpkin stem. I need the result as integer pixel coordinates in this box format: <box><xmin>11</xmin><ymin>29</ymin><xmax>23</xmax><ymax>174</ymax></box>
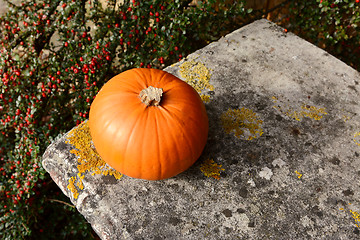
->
<box><xmin>139</xmin><ymin>86</ymin><xmax>163</xmax><ymax>106</ymax></box>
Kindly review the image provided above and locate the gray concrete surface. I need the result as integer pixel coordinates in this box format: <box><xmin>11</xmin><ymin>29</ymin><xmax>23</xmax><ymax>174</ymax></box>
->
<box><xmin>42</xmin><ymin>19</ymin><xmax>360</xmax><ymax>239</ymax></box>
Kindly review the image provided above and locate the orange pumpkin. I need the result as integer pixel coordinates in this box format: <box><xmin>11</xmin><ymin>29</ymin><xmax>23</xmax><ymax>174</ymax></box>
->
<box><xmin>89</xmin><ymin>68</ymin><xmax>208</xmax><ymax>180</ymax></box>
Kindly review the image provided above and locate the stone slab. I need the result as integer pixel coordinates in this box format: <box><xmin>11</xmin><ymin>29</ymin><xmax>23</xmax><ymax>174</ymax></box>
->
<box><xmin>42</xmin><ymin>19</ymin><xmax>360</xmax><ymax>239</ymax></box>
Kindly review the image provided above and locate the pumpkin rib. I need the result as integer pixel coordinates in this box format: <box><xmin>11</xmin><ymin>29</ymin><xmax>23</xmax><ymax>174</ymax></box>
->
<box><xmin>119</xmin><ymin>68</ymin><xmax>148</xmax><ymax>92</ymax></box>
<box><xmin>158</xmin><ymin>108</ymin><xmax>189</xmax><ymax>176</ymax></box>
<box><xmin>157</xmin><ymin>106</ymin><xmax>188</xmax><ymax>178</ymax></box>
<box><xmin>130</xmin><ymin>106</ymin><xmax>152</xmax><ymax>178</ymax></box>
<box><xmin>91</xmin><ymin>96</ymin><xmax>141</xmax><ymax>143</ymax></box>
<box><xmin>159</xmin><ymin>106</ymin><xmax>197</xmax><ymax>166</ymax></box>
<box><xmin>161</xmin><ymin>108</ymin><xmax>183</xmax><ymax>174</ymax></box>
<box><xmin>163</xmin><ymin>103</ymin><xmax>204</xmax><ymax>129</ymax></box>
<box><xmin>91</xmin><ymin>106</ymin><xmax>125</xmax><ymax>169</ymax></box>
<box><xmin>134</xmin><ymin>68</ymin><xmax>159</xmax><ymax>89</ymax></box>
<box><xmin>118</xmin><ymin>107</ymin><xmax>146</xmax><ymax>176</ymax></box>
<box><xmin>158</xmin><ymin>69</ymin><xmax>172</xmax><ymax>87</ymax></box>
<box><xmin>153</xmin><ymin>108</ymin><xmax>163</xmax><ymax>179</ymax></box>
<box><xmin>160</xmin><ymin>85</ymin><xmax>203</xmax><ymax>111</ymax></box>
<box><xmin>94</xmin><ymin>98</ymin><xmax>144</xmax><ymax>173</ymax></box>
<box><xmin>91</xmin><ymin>92</ymin><xmax>139</xmax><ymax>117</ymax></box>
<box><xmin>162</xmin><ymin>101</ymin><xmax>207</xmax><ymax>139</ymax></box>
<box><xmin>163</xmin><ymin>104</ymin><xmax>208</xmax><ymax>161</ymax></box>
<box><xmin>97</xmin><ymin>75</ymin><xmax>139</xmax><ymax>96</ymax></box>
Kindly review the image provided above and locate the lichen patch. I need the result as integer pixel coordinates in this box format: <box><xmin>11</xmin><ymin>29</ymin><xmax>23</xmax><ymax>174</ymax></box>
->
<box><xmin>272</xmin><ymin>96</ymin><xmax>327</xmax><ymax>121</ymax></box>
<box><xmin>221</xmin><ymin>108</ymin><xmax>263</xmax><ymax>140</ymax></box>
<box><xmin>294</xmin><ymin>170</ymin><xmax>302</xmax><ymax>179</ymax></box>
<box><xmin>339</xmin><ymin>204</ymin><xmax>360</xmax><ymax>228</ymax></box>
<box><xmin>200</xmin><ymin>158</ymin><xmax>225</xmax><ymax>180</ymax></box>
<box><xmin>350</xmin><ymin>210</ymin><xmax>360</xmax><ymax>228</ymax></box>
<box><xmin>67</xmin><ymin>176</ymin><xmax>79</xmax><ymax>199</ymax></box>
<box><xmin>353</xmin><ymin>132</ymin><xmax>360</xmax><ymax>146</ymax></box>
<box><xmin>65</xmin><ymin>121</ymin><xmax>123</xmax><ymax>199</ymax></box>
<box><xmin>179</xmin><ymin>60</ymin><xmax>214</xmax><ymax>103</ymax></box>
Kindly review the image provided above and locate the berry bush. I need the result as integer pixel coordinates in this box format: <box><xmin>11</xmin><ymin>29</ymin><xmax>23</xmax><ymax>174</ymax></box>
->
<box><xmin>0</xmin><ymin>0</ymin><xmax>249</xmax><ymax>238</ymax></box>
<box><xmin>276</xmin><ymin>0</ymin><xmax>360</xmax><ymax>71</ymax></box>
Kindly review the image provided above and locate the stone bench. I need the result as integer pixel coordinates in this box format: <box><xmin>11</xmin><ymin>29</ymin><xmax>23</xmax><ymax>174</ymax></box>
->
<box><xmin>42</xmin><ymin>19</ymin><xmax>360</xmax><ymax>240</ymax></box>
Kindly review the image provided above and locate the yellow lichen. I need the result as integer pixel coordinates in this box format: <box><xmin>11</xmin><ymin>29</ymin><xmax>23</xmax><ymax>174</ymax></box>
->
<box><xmin>354</xmin><ymin>132</ymin><xmax>360</xmax><ymax>146</ymax></box>
<box><xmin>179</xmin><ymin>60</ymin><xmax>214</xmax><ymax>103</ymax></box>
<box><xmin>294</xmin><ymin>170</ymin><xmax>302</xmax><ymax>179</ymax></box>
<box><xmin>200</xmin><ymin>158</ymin><xmax>224</xmax><ymax>180</ymax></box>
<box><xmin>67</xmin><ymin>177</ymin><xmax>79</xmax><ymax>199</ymax></box>
<box><xmin>76</xmin><ymin>174</ymin><xmax>85</xmax><ymax>190</ymax></box>
<box><xmin>342</xmin><ymin>115</ymin><xmax>351</xmax><ymax>122</ymax></box>
<box><xmin>300</xmin><ymin>104</ymin><xmax>327</xmax><ymax>120</ymax></box>
<box><xmin>65</xmin><ymin>121</ymin><xmax>123</xmax><ymax>199</ymax></box>
<box><xmin>350</xmin><ymin>210</ymin><xmax>360</xmax><ymax>228</ymax></box>
<box><xmin>272</xmin><ymin>96</ymin><xmax>327</xmax><ymax>121</ymax></box>
<box><xmin>340</xmin><ymin>205</ymin><xmax>360</xmax><ymax>228</ymax></box>
<box><xmin>221</xmin><ymin>108</ymin><xmax>263</xmax><ymax>140</ymax></box>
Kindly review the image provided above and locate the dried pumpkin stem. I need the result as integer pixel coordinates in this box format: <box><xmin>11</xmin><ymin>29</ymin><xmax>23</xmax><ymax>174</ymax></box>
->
<box><xmin>139</xmin><ymin>86</ymin><xmax>163</xmax><ymax>106</ymax></box>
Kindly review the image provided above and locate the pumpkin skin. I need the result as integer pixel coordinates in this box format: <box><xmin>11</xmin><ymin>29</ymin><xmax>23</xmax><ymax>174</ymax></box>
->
<box><xmin>89</xmin><ymin>68</ymin><xmax>208</xmax><ymax>180</ymax></box>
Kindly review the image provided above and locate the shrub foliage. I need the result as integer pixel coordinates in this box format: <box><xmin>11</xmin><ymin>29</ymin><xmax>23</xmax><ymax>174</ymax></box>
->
<box><xmin>283</xmin><ymin>0</ymin><xmax>360</xmax><ymax>71</ymax></box>
<box><xmin>0</xmin><ymin>0</ymin><xmax>248</xmax><ymax>238</ymax></box>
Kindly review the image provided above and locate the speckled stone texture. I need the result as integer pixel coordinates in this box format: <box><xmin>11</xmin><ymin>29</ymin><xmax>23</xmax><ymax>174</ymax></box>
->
<box><xmin>42</xmin><ymin>19</ymin><xmax>360</xmax><ymax>240</ymax></box>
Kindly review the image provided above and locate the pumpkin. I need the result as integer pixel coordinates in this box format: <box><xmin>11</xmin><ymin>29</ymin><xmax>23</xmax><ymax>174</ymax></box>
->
<box><xmin>88</xmin><ymin>68</ymin><xmax>209</xmax><ymax>180</ymax></box>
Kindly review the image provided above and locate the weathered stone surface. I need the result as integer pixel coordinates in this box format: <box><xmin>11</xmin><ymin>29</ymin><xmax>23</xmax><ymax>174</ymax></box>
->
<box><xmin>42</xmin><ymin>19</ymin><xmax>360</xmax><ymax>239</ymax></box>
